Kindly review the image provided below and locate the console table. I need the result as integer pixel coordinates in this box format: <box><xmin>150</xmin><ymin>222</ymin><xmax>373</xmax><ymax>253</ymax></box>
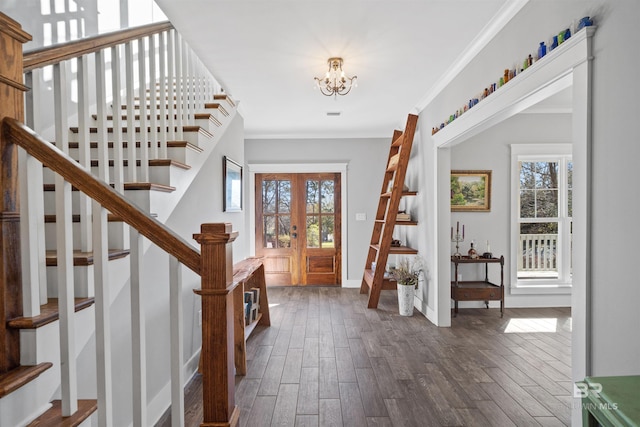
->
<box><xmin>451</xmin><ymin>255</ymin><xmax>504</xmax><ymax>317</ymax></box>
<box><xmin>581</xmin><ymin>375</ymin><xmax>640</xmax><ymax>426</ymax></box>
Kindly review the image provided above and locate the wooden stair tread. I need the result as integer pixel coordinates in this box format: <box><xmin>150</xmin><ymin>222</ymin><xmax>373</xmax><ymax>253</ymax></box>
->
<box><xmin>44</xmin><ymin>214</ymin><xmax>126</xmax><ymax>222</ymax></box>
<box><xmin>43</xmin><ymin>182</ymin><xmax>176</xmax><ymax>193</ymax></box>
<box><xmin>64</xmin><ymin>140</ymin><xmax>203</xmax><ymax>153</ymax></box>
<box><xmin>203</xmin><ymin>103</ymin><xmax>229</xmax><ymax>116</ymax></box>
<box><xmin>0</xmin><ymin>363</ymin><xmax>53</xmax><ymax>399</ymax></box>
<box><xmin>45</xmin><ymin>249</ymin><xmax>130</xmax><ymax>266</ymax></box>
<box><xmin>8</xmin><ymin>297</ymin><xmax>95</xmax><ymax>329</ymax></box>
<box><xmin>69</xmin><ymin>125</ymin><xmax>213</xmax><ymax>138</ymax></box>
<box><xmin>27</xmin><ymin>399</ymin><xmax>97</xmax><ymax>427</ymax></box>
<box><xmin>86</xmin><ymin>158</ymin><xmax>190</xmax><ymax>170</ymax></box>
<box><xmin>93</xmin><ymin>113</ymin><xmax>221</xmax><ymax>126</ymax></box>
<box><xmin>214</xmin><ymin>93</ymin><xmax>236</xmax><ymax>107</ymax></box>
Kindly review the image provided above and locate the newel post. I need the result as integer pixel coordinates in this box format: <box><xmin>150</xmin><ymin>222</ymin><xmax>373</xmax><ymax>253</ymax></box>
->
<box><xmin>0</xmin><ymin>13</ymin><xmax>32</xmax><ymax>374</ymax></box>
<box><xmin>193</xmin><ymin>223</ymin><xmax>240</xmax><ymax>427</ymax></box>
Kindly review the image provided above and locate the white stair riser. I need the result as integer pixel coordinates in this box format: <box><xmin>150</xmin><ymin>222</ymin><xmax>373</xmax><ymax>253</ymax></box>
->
<box><xmin>63</xmin><ymin>144</ymin><xmax>201</xmax><ymax>165</ymax></box>
<box><xmin>43</xmin><ymin>163</ymin><xmax>183</xmax><ymax>187</ymax></box>
<box><xmin>68</xmin><ymin>128</ymin><xmax>211</xmax><ymax>148</ymax></box>
<box><xmin>43</xmin><ymin>189</ymin><xmax>155</xmax><ymax>216</ymax></box>
<box><xmin>43</xmin><ymin>221</ymin><xmax>129</xmax><ymax>252</ymax></box>
<box><xmin>93</xmin><ymin>115</ymin><xmax>219</xmax><ymax>135</ymax></box>
<box><xmin>46</xmin><ymin>264</ymin><xmax>94</xmax><ymax>298</ymax></box>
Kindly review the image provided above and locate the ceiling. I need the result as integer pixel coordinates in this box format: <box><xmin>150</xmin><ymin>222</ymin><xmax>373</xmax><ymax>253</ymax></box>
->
<box><xmin>155</xmin><ymin>0</ymin><xmax>522</xmax><ymax>139</ymax></box>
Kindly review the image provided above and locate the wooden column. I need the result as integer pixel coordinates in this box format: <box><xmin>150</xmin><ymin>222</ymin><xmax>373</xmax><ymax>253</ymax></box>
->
<box><xmin>193</xmin><ymin>223</ymin><xmax>240</xmax><ymax>427</ymax></box>
<box><xmin>0</xmin><ymin>13</ymin><xmax>32</xmax><ymax>374</ymax></box>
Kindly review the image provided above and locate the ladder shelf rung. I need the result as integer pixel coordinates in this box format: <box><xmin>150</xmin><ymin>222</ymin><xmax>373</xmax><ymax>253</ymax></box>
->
<box><xmin>363</xmin><ymin>269</ymin><xmax>398</xmax><ymax>290</ymax></box>
<box><xmin>381</xmin><ymin>191</ymin><xmax>418</xmax><ymax>198</ymax></box>
<box><xmin>370</xmin><ymin>244</ymin><xmax>418</xmax><ymax>255</ymax></box>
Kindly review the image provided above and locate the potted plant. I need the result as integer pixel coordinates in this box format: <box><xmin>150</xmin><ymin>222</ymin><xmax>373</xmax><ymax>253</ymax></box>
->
<box><xmin>391</xmin><ymin>257</ymin><xmax>423</xmax><ymax>316</ymax></box>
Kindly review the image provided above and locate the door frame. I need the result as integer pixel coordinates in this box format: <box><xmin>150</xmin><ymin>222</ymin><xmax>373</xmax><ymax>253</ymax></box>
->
<box><xmin>248</xmin><ymin>163</ymin><xmax>349</xmax><ymax>286</ymax></box>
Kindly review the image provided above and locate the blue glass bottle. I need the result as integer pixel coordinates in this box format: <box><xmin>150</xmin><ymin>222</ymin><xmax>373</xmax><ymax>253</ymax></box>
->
<box><xmin>538</xmin><ymin>41</ymin><xmax>547</xmax><ymax>59</ymax></box>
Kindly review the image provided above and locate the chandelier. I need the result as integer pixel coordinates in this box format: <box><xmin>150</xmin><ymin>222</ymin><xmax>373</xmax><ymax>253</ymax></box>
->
<box><xmin>314</xmin><ymin>57</ymin><xmax>357</xmax><ymax>97</ymax></box>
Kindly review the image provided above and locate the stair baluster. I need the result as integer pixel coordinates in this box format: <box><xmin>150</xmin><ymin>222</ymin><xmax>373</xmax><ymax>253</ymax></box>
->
<box><xmin>130</xmin><ymin>228</ymin><xmax>147</xmax><ymax>426</ymax></box>
<box><xmin>77</xmin><ymin>55</ymin><xmax>93</xmax><ymax>254</ymax></box>
<box><xmin>174</xmin><ymin>32</ymin><xmax>185</xmax><ymax>142</ymax></box>
<box><xmin>93</xmin><ymin>203</ymin><xmax>113</xmax><ymax>426</ymax></box>
<box><xmin>166</xmin><ymin>31</ymin><xmax>178</xmax><ymax>147</ymax></box>
<box><xmin>149</xmin><ymin>33</ymin><xmax>160</xmax><ymax>161</ymax></box>
<box><xmin>125</xmin><ymin>41</ymin><xmax>138</xmax><ymax>183</ymax></box>
<box><xmin>138</xmin><ymin>37</ymin><xmax>150</xmax><ymax>183</ymax></box>
<box><xmin>111</xmin><ymin>45</ymin><xmax>125</xmax><ymax>195</ymax></box>
<box><xmin>169</xmin><ymin>256</ymin><xmax>185</xmax><ymax>427</ymax></box>
<box><xmin>22</xmin><ymin>69</ymin><xmax>49</xmax><ymax>309</ymax></box>
<box><xmin>53</xmin><ymin>60</ymin><xmax>79</xmax><ymax>417</ymax></box>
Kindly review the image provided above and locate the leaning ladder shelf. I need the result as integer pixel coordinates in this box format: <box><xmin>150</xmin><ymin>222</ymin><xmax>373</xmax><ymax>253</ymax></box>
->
<box><xmin>360</xmin><ymin>114</ymin><xmax>419</xmax><ymax>308</ymax></box>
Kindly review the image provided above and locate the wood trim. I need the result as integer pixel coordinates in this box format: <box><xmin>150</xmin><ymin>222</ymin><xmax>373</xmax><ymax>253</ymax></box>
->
<box><xmin>0</xmin><ymin>13</ymin><xmax>32</xmax><ymax>43</ymax></box>
<box><xmin>45</xmin><ymin>249</ymin><xmax>130</xmax><ymax>266</ymax></box>
<box><xmin>0</xmin><ymin>363</ymin><xmax>52</xmax><ymax>399</ymax></box>
<box><xmin>1</xmin><ymin>118</ymin><xmax>200</xmax><ymax>274</ymax></box>
<box><xmin>0</xmin><ymin>75</ymin><xmax>29</xmax><ymax>92</ymax></box>
<box><xmin>8</xmin><ymin>297</ymin><xmax>95</xmax><ymax>329</ymax></box>
<box><xmin>23</xmin><ymin>22</ymin><xmax>173</xmax><ymax>72</ymax></box>
<box><xmin>26</xmin><ymin>399</ymin><xmax>97</xmax><ymax>427</ymax></box>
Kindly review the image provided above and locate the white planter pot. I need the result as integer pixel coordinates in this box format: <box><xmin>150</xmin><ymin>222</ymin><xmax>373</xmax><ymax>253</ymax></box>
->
<box><xmin>397</xmin><ymin>284</ymin><xmax>414</xmax><ymax>316</ymax></box>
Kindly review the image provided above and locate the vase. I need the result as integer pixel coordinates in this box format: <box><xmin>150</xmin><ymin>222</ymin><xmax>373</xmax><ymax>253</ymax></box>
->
<box><xmin>397</xmin><ymin>284</ymin><xmax>414</xmax><ymax>316</ymax></box>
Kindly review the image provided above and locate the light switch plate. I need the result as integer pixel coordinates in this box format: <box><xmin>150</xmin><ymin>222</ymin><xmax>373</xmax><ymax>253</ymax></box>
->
<box><xmin>355</xmin><ymin>213</ymin><xmax>367</xmax><ymax>221</ymax></box>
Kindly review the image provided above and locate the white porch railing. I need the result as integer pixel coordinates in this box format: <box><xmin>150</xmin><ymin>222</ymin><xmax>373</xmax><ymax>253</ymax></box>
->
<box><xmin>518</xmin><ymin>233</ymin><xmax>557</xmax><ymax>273</ymax></box>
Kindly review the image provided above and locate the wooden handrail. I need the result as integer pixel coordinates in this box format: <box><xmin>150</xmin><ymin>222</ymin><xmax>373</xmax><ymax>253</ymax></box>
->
<box><xmin>1</xmin><ymin>117</ymin><xmax>200</xmax><ymax>274</ymax></box>
<box><xmin>23</xmin><ymin>21</ymin><xmax>173</xmax><ymax>72</ymax></box>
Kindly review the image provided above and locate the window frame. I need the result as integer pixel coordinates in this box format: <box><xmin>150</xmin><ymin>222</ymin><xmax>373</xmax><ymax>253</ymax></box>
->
<box><xmin>510</xmin><ymin>144</ymin><xmax>572</xmax><ymax>294</ymax></box>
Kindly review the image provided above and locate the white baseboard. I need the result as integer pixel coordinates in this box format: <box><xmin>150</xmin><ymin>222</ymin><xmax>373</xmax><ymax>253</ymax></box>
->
<box><xmin>342</xmin><ymin>279</ymin><xmax>361</xmax><ymax>288</ymax></box>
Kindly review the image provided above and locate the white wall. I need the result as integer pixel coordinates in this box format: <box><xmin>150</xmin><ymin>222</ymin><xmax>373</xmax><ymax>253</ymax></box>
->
<box><xmin>588</xmin><ymin>1</ymin><xmax>640</xmax><ymax>376</ymax></box>
<box><xmin>413</xmin><ymin>2</ymin><xmax>640</xmax><ymax>424</ymax></box>
<box><xmin>450</xmin><ymin>112</ymin><xmax>572</xmax><ymax>308</ymax></box>
<box><xmin>245</xmin><ymin>137</ymin><xmax>389</xmax><ymax>285</ymax></box>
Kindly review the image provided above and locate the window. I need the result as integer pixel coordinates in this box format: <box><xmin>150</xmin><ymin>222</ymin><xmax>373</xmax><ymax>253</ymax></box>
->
<box><xmin>511</xmin><ymin>145</ymin><xmax>572</xmax><ymax>292</ymax></box>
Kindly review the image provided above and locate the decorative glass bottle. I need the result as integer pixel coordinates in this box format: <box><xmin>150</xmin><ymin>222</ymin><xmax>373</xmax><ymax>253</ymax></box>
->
<box><xmin>468</xmin><ymin>241</ymin><xmax>478</xmax><ymax>259</ymax></box>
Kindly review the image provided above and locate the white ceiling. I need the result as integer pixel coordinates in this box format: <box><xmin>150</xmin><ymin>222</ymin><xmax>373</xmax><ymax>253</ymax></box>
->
<box><xmin>155</xmin><ymin>0</ymin><xmax>520</xmax><ymax>139</ymax></box>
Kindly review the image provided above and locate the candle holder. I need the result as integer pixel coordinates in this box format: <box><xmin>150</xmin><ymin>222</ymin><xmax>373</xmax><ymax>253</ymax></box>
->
<box><xmin>452</xmin><ymin>233</ymin><xmax>464</xmax><ymax>258</ymax></box>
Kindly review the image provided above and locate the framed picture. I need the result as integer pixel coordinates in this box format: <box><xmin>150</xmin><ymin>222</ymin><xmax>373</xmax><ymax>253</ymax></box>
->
<box><xmin>223</xmin><ymin>156</ymin><xmax>243</xmax><ymax>212</ymax></box>
<box><xmin>450</xmin><ymin>170</ymin><xmax>491</xmax><ymax>212</ymax></box>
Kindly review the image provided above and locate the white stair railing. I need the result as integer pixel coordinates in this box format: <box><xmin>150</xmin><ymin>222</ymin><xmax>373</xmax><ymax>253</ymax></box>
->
<box><xmin>18</xmin><ymin>21</ymin><xmax>229</xmax><ymax>427</ymax></box>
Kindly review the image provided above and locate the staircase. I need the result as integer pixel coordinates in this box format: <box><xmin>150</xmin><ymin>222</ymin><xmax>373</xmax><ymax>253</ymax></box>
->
<box><xmin>1</xmin><ymin>14</ymin><xmax>242</xmax><ymax>427</ymax></box>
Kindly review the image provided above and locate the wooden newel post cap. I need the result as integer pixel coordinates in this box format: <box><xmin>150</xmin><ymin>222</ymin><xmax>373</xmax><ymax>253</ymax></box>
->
<box><xmin>193</xmin><ymin>222</ymin><xmax>238</xmax><ymax>244</ymax></box>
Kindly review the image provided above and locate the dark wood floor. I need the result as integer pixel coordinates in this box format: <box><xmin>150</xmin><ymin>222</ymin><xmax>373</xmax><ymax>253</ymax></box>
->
<box><xmin>159</xmin><ymin>287</ymin><xmax>572</xmax><ymax>427</ymax></box>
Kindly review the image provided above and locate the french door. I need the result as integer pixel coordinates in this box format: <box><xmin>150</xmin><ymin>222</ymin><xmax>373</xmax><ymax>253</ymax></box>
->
<box><xmin>256</xmin><ymin>173</ymin><xmax>341</xmax><ymax>286</ymax></box>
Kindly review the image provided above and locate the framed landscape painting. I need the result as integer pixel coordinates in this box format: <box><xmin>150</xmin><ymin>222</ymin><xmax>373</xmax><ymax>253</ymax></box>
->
<box><xmin>450</xmin><ymin>170</ymin><xmax>491</xmax><ymax>212</ymax></box>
